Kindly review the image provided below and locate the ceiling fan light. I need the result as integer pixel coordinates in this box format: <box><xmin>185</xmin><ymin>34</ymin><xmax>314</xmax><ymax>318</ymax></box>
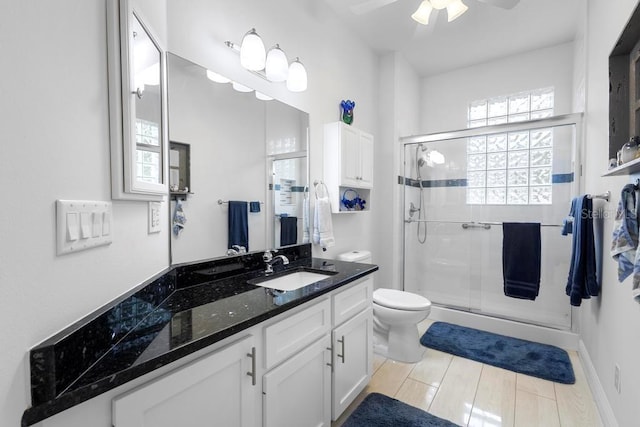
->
<box><xmin>286</xmin><ymin>58</ymin><xmax>307</xmax><ymax>92</ymax></box>
<box><xmin>265</xmin><ymin>44</ymin><xmax>289</xmax><ymax>82</ymax></box>
<box><xmin>206</xmin><ymin>69</ymin><xmax>230</xmax><ymax>84</ymax></box>
<box><xmin>446</xmin><ymin>0</ymin><xmax>468</xmax><ymax>22</ymax></box>
<box><xmin>430</xmin><ymin>0</ymin><xmax>453</xmax><ymax>10</ymax></box>
<box><xmin>411</xmin><ymin>1</ymin><xmax>433</xmax><ymax>25</ymax></box>
<box><xmin>240</xmin><ymin>28</ymin><xmax>266</xmax><ymax>71</ymax></box>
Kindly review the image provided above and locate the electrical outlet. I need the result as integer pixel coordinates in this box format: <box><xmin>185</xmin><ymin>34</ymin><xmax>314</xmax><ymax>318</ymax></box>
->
<box><xmin>614</xmin><ymin>364</ymin><xmax>621</xmax><ymax>393</ymax></box>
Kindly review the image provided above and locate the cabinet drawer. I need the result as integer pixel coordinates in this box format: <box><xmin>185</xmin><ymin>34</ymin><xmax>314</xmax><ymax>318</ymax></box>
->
<box><xmin>264</xmin><ymin>298</ymin><xmax>331</xmax><ymax>369</ymax></box>
<box><xmin>333</xmin><ymin>277</ymin><xmax>373</xmax><ymax>326</ymax></box>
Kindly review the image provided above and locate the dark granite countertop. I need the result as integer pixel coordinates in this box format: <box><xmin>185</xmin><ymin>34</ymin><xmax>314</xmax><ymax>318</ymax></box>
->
<box><xmin>22</xmin><ymin>244</ymin><xmax>377</xmax><ymax>426</ymax></box>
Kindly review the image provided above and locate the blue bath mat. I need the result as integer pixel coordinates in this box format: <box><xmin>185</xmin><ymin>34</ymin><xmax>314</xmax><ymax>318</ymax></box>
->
<box><xmin>420</xmin><ymin>322</ymin><xmax>575</xmax><ymax>384</ymax></box>
<box><xmin>342</xmin><ymin>393</ymin><xmax>460</xmax><ymax>427</ymax></box>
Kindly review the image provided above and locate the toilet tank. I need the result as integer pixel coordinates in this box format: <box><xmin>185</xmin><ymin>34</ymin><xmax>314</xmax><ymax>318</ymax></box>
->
<box><xmin>337</xmin><ymin>250</ymin><xmax>371</xmax><ymax>263</ymax></box>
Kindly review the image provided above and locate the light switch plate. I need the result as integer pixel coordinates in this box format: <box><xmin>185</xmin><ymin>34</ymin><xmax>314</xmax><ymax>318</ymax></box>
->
<box><xmin>56</xmin><ymin>200</ymin><xmax>112</xmax><ymax>255</ymax></box>
<box><xmin>148</xmin><ymin>201</ymin><xmax>162</xmax><ymax>234</ymax></box>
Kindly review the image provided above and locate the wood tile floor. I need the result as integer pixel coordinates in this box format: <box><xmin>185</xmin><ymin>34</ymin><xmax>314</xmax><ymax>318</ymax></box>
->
<box><xmin>333</xmin><ymin>320</ymin><xmax>602</xmax><ymax>427</ymax></box>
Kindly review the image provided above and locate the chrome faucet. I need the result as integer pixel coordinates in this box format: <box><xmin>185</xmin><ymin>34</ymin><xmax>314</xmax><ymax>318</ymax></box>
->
<box><xmin>263</xmin><ymin>250</ymin><xmax>289</xmax><ymax>274</ymax></box>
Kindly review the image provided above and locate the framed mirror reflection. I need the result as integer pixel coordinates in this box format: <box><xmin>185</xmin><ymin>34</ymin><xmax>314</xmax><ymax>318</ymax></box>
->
<box><xmin>167</xmin><ymin>53</ymin><xmax>309</xmax><ymax>264</ymax></box>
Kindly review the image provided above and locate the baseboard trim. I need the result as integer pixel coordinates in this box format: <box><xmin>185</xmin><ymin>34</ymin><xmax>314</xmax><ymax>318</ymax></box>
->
<box><xmin>578</xmin><ymin>340</ymin><xmax>618</xmax><ymax>427</ymax></box>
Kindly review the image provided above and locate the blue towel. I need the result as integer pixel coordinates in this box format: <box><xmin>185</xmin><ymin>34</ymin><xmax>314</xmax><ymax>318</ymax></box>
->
<box><xmin>611</xmin><ymin>184</ymin><xmax>638</xmax><ymax>281</ymax></box>
<box><xmin>566</xmin><ymin>196</ymin><xmax>599</xmax><ymax>306</ymax></box>
<box><xmin>249</xmin><ymin>201</ymin><xmax>261</xmax><ymax>213</ymax></box>
<box><xmin>280</xmin><ymin>216</ymin><xmax>298</xmax><ymax>246</ymax></box>
<box><xmin>502</xmin><ymin>222</ymin><xmax>541</xmax><ymax>300</ymax></box>
<box><xmin>228</xmin><ymin>201</ymin><xmax>248</xmax><ymax>251</ymax></box>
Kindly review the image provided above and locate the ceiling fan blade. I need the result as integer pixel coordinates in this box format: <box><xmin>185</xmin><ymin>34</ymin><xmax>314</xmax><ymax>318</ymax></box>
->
<box><xmin>350</xmin><ymin>0</ymin><xmax>401</xmax><ymax>15</ymax></box>
<box><xmin>476</xmin><ymin>0</ymin><xmax>520</xmax><ymax>9</ymax></box>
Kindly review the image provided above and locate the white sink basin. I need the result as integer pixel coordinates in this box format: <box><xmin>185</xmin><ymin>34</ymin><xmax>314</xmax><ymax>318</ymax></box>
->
<box><xmin>250</xmin><ymin>271</ymin><xmax>333</xmax><ymax>291</ymax></box>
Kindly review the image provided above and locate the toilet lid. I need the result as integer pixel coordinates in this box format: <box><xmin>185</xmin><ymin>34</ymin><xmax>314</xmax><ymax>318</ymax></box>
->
<box><xmin>373</xmin><ymin>288</ymin><xmax>432</xmax><ymax>311</ymax></box>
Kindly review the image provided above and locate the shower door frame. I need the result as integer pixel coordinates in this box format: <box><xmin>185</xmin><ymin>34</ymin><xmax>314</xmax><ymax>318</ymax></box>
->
<box><xmin>399</xmin><ymin>113</ymin><xmax>583</xmax><ymax>330</ymax></box>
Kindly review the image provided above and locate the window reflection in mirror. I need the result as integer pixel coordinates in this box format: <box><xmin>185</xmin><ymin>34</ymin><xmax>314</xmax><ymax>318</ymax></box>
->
<box><xmin>131</xmin><ymin>14</ymin><xmax>162</xmax><ymax>185</ymax></box>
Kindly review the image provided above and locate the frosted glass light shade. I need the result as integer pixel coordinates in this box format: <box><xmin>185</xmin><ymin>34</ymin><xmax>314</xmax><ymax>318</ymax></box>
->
<box><xmin>446</xmin><ymin>0</ymin><xmax>468</xmax><ymax>22</ymax></box>
<box><xmin>265</xmin><ymin>44</ymin><xmax>289</xmax><ymax>82</ymax></box>
<box><xmin>286</xmin><ymin>58</ymin><xmax>307</xmax><ymax>92</ymax></box>
<box><xmin>430</xmin><ymin>0</ymin><xmax>452</xmax><ymax>10</ymax></box>
<box><xmin>206</xmin><ymin>69</ymin><xmax>230</xmax><ymax>83</ymax></box>
<box><xmin>411</xmin><ymin>1</ymin><xmax>433</xmax><ymax>25</ymax></box>
<box><xmin>232</xmin><ymin>81</ymin><xmax>253</xmax><ymax>93</ymax></box>
<box><xmin>255</xmin><ymin>91</ymin><xmax>273</xmax><ymax>101</ymax></box>
<box><xmin>240</xmin><ymin>28</ymin><xmax>266</xmax><ymax>71</ymax></box>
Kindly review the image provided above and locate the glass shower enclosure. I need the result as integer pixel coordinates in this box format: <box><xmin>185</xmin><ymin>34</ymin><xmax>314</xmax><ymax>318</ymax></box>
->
<box><xmin>402</xmin><ymin>114</ymin><xmax>581</xmax><ymax>330</ymax></box>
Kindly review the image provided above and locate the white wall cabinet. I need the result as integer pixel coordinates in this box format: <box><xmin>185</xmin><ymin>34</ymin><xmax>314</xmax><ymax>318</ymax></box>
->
<box><xmin>324</xmin><ymin>122</ymin><xmax>374</xmax><ymax>212</ymax></box>
<box><xmin>112</xmin><ymin>335</ymin><xmax>258</xmax><ymax>427</ymax></box>
<box><xmin>263</xmin><ymin>335</ymin><xmax>332</xmax><ymax>427</ymax></box>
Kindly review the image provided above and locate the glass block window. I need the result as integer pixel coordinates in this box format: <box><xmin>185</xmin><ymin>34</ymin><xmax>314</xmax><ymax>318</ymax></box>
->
<box><xmin>135</xmin><ymin>119</ymin><xmax>161</xmax><ymax>184</ymax></box>
<box><xmin>466</xmin><ymin>88</ymin><xmax>554</xmax><ymax>205</ymax></box>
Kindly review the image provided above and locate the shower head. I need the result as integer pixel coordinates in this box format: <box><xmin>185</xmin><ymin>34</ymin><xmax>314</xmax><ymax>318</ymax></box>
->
<box><xmin>417</xmin><ymin>144</ymin><xmax>429</xmax><ymax>167</ymax></box>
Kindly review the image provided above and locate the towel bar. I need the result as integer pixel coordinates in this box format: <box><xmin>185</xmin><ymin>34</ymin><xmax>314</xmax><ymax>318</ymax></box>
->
<box><xmin>217</xmin><ymin>199</ymin><xmax>263</xmax><ymax>205</ymax></box>
<box><xmin>405</xmin><ymin>219</ymin><xmax>563</xmax><ymax>227</ymax></box>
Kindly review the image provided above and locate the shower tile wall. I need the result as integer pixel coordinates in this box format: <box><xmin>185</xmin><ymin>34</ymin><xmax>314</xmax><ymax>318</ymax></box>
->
<box><xmin>403</xmin><ymin>125</ymin><xmax>576</xmax><ymax>329</ymax></box>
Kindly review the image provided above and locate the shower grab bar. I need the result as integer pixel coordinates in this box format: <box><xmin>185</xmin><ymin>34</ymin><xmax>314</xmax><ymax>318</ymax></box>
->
<box><xmin>462</xmin><ymin>222</ymin><xmax>491</xmax><ymax>230</ymax></box>
<box><xmin>405</xmin><ymin>219</ymin><xmax>563</xmax><ymax>227</ymax></box>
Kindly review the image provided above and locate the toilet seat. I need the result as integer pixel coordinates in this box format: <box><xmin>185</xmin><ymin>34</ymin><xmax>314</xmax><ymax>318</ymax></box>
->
<box><xmin>373</xmin><ymin>288</ymin><xmax>431</xmax><ymax>311</ymax></box>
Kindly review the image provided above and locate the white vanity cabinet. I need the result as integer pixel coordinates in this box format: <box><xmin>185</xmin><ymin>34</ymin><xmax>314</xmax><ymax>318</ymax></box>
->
<box><xmin>330</xmin><ymin>277</ymin><xmax>374</xmax><ymax>420</ymax></box>
<box><xmin>324</xmin><ymin>121</ymin><xmax>374</xmax><ymax>212</ymax></box>
<box><xmin>263</xmin><ymin>335</ymin><xmax>332</xmax><ymax>427</ymax></box>
<box><xmin>112</xmin><ymin>335</ymin><xmax>259</xmax><ymax>427</ymax></box>
<box><xmin>262</xmin><ymin>298</ymin><xmax>332</xmax><ymax>427</ymax></box>
<box><xmin>110</xmin><ymin>277</ymin><xmax>374</xmax><ymax>427</ymax></box>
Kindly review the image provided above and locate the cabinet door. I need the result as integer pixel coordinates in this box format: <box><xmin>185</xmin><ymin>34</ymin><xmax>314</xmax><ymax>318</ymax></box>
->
<box><xmin>263</xmin><ymin>335</ymin><xmax>332</xmax><ymax>427</ymax></box>
<box><xmin>358</xmin><ymin>132</ymin><xmax>374</xmax><ymax>188</ymax></box>
<box><xmin>332</xmin><ymin>308</ymin><xmax>373</xmax><ymax>420</ymax></box>
<box><xmin>341</xmin><ymin>125</ymin><xmax>362</xmax><ymax>187</ymax></box>
<box><xmin>113</xmin><ymin>335</ymin><xmax>258</xmax><ymax>427</ymax></box>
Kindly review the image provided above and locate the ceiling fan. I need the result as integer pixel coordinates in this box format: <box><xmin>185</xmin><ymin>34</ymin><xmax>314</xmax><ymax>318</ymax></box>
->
<box><xmin>350</xmin><ymin>0</ymin><xmax>520</xmax><ymax>25</ymax></box>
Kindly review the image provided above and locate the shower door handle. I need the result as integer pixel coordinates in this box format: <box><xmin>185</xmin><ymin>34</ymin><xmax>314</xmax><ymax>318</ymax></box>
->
<box><xmin>461</xmin><ymin>222</ymin><xmax>491</xmax><ymax>230</ymax></box>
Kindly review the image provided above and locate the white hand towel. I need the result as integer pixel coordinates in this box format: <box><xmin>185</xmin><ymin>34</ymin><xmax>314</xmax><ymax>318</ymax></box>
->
<box><xmin>313</xmin><ymin>196</ymin><xmax>335</xmax><ymax>249</ymax></box>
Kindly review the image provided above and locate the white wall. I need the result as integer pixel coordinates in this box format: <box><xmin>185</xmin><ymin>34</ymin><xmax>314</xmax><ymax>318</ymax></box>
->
<box><xmin>0</xmin><ymin>1</ymin><xmax>380</xmax><ymax>426</ymax></box>
<box><xmin>581</xmin><ymin>1</ymin><xmax>640</xmax><ymax>426</ymax></box>
<box><xmin>376</xmin><ymin>52</ymin><xmax>421</xmax><ymax>289</ymax></box>
<box><xmin>0</xmin><ymin>1</ymin><xmax>169</xmax><ymax>426</ymax></box>
<box><xmin>420</xmin><ymin>42</ymin><xmax>576</xmax><ymax>133</ymax></box>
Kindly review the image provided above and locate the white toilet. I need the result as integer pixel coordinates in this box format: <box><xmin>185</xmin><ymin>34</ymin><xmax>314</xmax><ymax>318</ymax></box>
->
<box><xmin>337</xmin><ymin>250</ymin><xmax>432</xmax><ymax>363</ymax></box>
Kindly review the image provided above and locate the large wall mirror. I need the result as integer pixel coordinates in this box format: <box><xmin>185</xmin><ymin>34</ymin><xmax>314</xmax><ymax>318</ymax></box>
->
<box><xmin>167</xmin><ymin>53</ymin><xmax>309</xmax><ymax>264</ymax></box>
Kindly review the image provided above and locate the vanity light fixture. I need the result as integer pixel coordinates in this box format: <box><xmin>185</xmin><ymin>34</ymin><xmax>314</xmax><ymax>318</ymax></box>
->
<box><xmin>240</xmin><ymin>28</ymin><xmax>266</xmax><ymax>71</ymax></box>
<box><xmin>255</xmin><ymin>91</ymin><xmax>274</xmax><ymax>101</ymax></box>
<box><xmin>286</xmin><ymin>58</ymin><xmax>308</xmax><ymax>92</ymax></box>
<box><xmin>232</xmin><ymin>81</ymin><xmax>253</xmax><ymax>92</ymax></box>
<box><xmin>265</xmin><ymin>44</ymin><xmax>289</xmax><ymax>82</ymax></box>
<box><xmin>206</xmin><ymin>69</ymin><xmax>231</xmax><ymax>83</ymax></box>
<box><xmin>226</xmin><ymin>29</ymin><xmax>307</xmax><ymax>92</ymax></box>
